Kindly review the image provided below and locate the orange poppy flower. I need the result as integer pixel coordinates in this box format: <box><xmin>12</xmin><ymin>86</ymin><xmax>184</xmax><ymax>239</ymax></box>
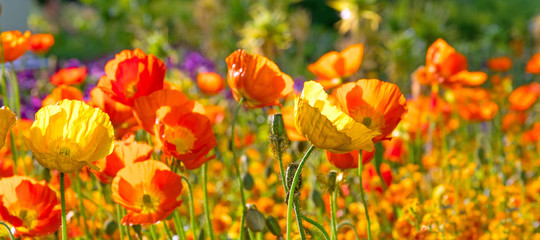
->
<box><xmin>132</xmin><ymin>89</ymin><xmax>205</xmax><ymax>135</ymax></box>
<box><xmin>325</xmin><ymin>149</ymin><xmax>374</xmax><ymax>170</ymax></box>
<box><xmin>525</xmin><ymin>52</ymin><xmax>540</xmax><ymax>74</ymax></box>
<box><xmin>455</xmin><ymin>88</ymin><xmax>498</xmax><ymax>121</ymax></box>
<box><xmin>29</xmin><ymin>33</ymin><xmax>54</xmax><ymax>54</ymax></box>
<box><xmin>522</xmin><ymin>122</ymin><xmax>540</xmax><ymax>144</ymax></box>
<box><xmin>112</xmin><ymin>160</ymin><xmax>183</xmax><ymax>225</ymax></box>
<box><xmin>334</xmin><ymin>79</ymin><xmax>407</xmax><ymax>142</ymax></box>
<box><xmin>424</xmin><ymin>39</ymin><xmax>487</xmax><ymax>88</ymax></box>
<box><xmin>362</xmin><ymin>163</ymin><xmax>392</xmax><ymax>194</ymax></box>
<box><xmin>487</xmin><ymin>57</ymin><xmax>512</xmax><ymax>72</ymax></box>
<box><xmin>280</xmin><ymin>106</ymin><xmax>306</xmax><ymax>141</ymax></box>
<box><xmin>0</xmin><ymin>30</ymin><xmax>31</xmax><ymax>62</ymax></box>
<box><xmin>97</xmin><ymin>49</ymin><xmax>166</xmax><ymax>106</ymax></box>
<box><xmin>508</xmin><ymin>82</ymin><xmax>540</xmax><ymax>111</ymax></box>
<box><xmin>203</xmin><ymin>104</ymin><xmax>226</xmax><ymax>125</ymax></box>
<box><xmin>0</xmin><ymin>159</ymin><xmax>14</xmax><ymax>178</ymax></box>
<box><xmin>501</xmin><ymin>111</ymin><xmax>527</xmax><ymax>132</ymax></box>
<box><xmin>226</xmin><ymin>49</ymin><xmax>294</xmax><ymax>108</ymax></box>
<box><xmin>88</xmin><ymin>87</ymin><xmax>140</xmax><ymax>138</ymax></box>
<box><xmin>41</xmin><ymin>85</ymin><xmax>84</xmax><ymax>107</ymax></box>
<box><xmin>308</xmin><ymin>43</ymin><xmax>364</xmax><ymax>80</ymax></box>
<box><xmin>0</xmin><ymin>176</ymin><xmax>61</xmax><ymax>237</ymax></box>
<box><xmin>155</xmin><ymin>107</ymin><xmax>216</xmax><ymax>170</ymax></box>
<box><xmin>197</xmin><ymin>72</ymin><xmax>225</xmax><ymax>95</ymax></box>
<box><xmin>50</xmin><ymin>66</ymin><xmax>87</xmax><ymax>86</ymax></box>
<box><xmin>93</xmin><ymin>134</ymin><xmax>153</xmax><ymax>184</ymax></box>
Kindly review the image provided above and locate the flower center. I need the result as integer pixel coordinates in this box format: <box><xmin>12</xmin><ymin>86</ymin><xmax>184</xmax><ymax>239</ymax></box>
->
<box><xmin>51</xmin><ymin>139</ymin><xmax>82</xmax><ymax>161</ymax></box>
<box><xmin>164</xmin><ymin>126</ymin><xmax>196</xmax><ymax>154</ymax></box>
<box><xmin>350</xmin><ymin>105</ymin><xmax>385</xmax><ymax>132</ymax></box>
<box><xmin>139</xmin><ymin>193</ymin><xmax>160</xmax><ymax>214</ymax></box>
<box><xmin>125</xmin><ymin>81</ymin><xmax>138</xmax><ymax>99</ymax></box>
<box><xmin>13</xmin><ymin>209</ymin><xmax>37</xmax><ymax>230</ymax></box>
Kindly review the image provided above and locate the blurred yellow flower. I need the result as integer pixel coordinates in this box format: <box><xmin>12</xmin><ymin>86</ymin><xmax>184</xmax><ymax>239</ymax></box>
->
<box><xmin>294</xmin><ymin>81</ymin><xmax>379</xmax><ymax>153</ymax></box>
<box><xmin>23</xmin><ymin>100</ymin><xmax>115</xmax><ymax>173</ymax></box>
<box><xmin>0</xmin><ymin>106</ymin><xmax>16</xmax><ymax>149</ymax></box>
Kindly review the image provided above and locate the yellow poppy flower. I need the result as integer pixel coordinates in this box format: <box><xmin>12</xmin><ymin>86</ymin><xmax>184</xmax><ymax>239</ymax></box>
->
<box><xmin>0</xmin><ymin>106</ymin><xmax>16</xmax><ymax>149</ymax></box>
<box><xmin>23</xmin><ymin>100</ymin><xmax>115</xmax><ymax>173</ymax></box>
<box><xmin>294</xmin><ymin>81</ymin><xmax>380</xmax><ymax>153</ymax></box>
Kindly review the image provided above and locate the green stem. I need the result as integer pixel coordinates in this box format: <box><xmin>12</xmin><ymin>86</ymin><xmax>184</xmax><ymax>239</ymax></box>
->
<box><xmin>60</xmin><ymin>173</ymin><xmax>68</xmax><ymax>240</ymax></box>
<box><xmin>181</xmin><ymin>176</ymin><xmax>197</xmax><ymax>238</ymax></box>
<box><xmin>0</xmin><ymin>221</ymin><xmax>14</xmax><ymax>240</ymax></box>
<box><xmin>116</xmin><ymin>204</ymin><xmax>126</xmax><ymax>240</ymax></box>
<box><xmin>302</xmin><ymin>215</ymin><xmax>330</xmax><ymax>240</ymax></box>
<box><xmin>202</xmin><ymin>163</ymin><xmax>215</xmax><ymax>240</ymax></box>
<box><xmin>173</xmin><ymin>211</ymin><xmax>187</xmax><ymax>240</ymax></box>
<box><xmin>338</xmin><ymin>222</ymin><xmax>360</xmax><ymax>240</ymax></box>
<box><xmin>330</xmin><ymin>187</ymin><xmax>338</xmax><ymax>240</ymax></box>
<box><xmin>0</xmin><ymin>31</ymin><xmax>9</xmax><ymax>109</ymax></box>
<box><xmin>163</xmin><ymin>220</ymin><xmax>173</xmax><ymax>239</ymax></box>
<box><xmin>8</xmin><ymin>63</ymin><xmax>20</xmax><ymax>118</ymax></box>
<box><xmin>150</xmin><ymin>224</ymin><xmax>158</xmax><ymax>239</ymax></box>
<box><xmin>293</xmin><ymin>198</ymin><xmax>307</xmax><ymax>240</ymax></box>
<box><xmin>74</xmin><ymin>173</ymin><xmax>90</xmax><ymax>238</ymax></box>
<box><xmin>358</xmin><ymin>153</ymin><xmax>372</xmax><ymax>240</ymax></box>
<box><xmin>276</xmin><ymin>140</ymin><xmax>287</xmax><ymax>191</ymax></box>
<box><xmin>231</xmin><ymin>98</ymin><xmax>247</xmax><ymax>240</ymax></box>
<box><xmin>123</xmin><ymin>209</ymin><xmax>133</xmax><ymax>240</ymax></box>
<box><xmin>286</xmin><ymin>145</ymin><xmax>315</xmax><ymax>240</ymax></box>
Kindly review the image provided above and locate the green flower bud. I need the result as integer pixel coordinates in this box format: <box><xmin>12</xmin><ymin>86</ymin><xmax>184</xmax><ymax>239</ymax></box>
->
<box><xmin>265</xmin><ymin>216</ymin><xmax>282</xmax><ymax>237</ymax></box>
<box><xmin>246</xmin><ymin>205</ymin><xmax>266</xmax><ymax>232</ymax></box>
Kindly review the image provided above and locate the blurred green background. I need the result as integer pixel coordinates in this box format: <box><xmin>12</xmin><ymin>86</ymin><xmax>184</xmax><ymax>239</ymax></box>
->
<box><xmin>20</xmin><ymin>0</ymin><xmax>540</xmax><ymax>91</ymax></box>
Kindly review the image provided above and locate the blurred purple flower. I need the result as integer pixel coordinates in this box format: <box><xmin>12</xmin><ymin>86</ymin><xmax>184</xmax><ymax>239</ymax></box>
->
<box><xmin>293</xmin><ymin>76</ymin><xmax>306</xmax><ymax>94</ymax></box>
<box><xmin>17</xmin><ymin>69</ymin><xmax>37</xmax><ymax>89</ymax></box>
<box><xmin>64</xmin><ymin>58</ymin><xmax>82</xmax><ymax>68</ymax></box>
<box><xmin>21</xmin><ymin>95</ymin><xmax>42</xmax><ymax>120</ymax></box>
<box><xmin>181</xmin><ymin>51</ymin><xmax>215</xmax><ymax>80</ymax></box>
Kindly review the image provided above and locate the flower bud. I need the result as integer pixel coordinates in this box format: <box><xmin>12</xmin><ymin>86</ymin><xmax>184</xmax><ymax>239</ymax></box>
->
<box><xmin>243</xmin><ymin>172</ymin><xmax>254</xmax><ymax>191</ymax></box>
<box><xmin>105</xmin><ymin>220</ymin><xmax>117</xmax><ymax>235</ymax></box>
<box><xmin>246</xmin><ymin>205</ymin><xmax>266</xmax><ymax>232</ymax></box>
<box><xmin>265</xmin><ymin>216</ymin><xmax>282</xmax><ymax>237</ymax></box>
<box><xmin>328</xmin><ymin>170</ymin><xmax>337</xmax><ymax>192</ymax></box>
<box><xmin>271</xmin><ymin>114</ymin><xmax>285</xmax><ymax>138</ymax></box>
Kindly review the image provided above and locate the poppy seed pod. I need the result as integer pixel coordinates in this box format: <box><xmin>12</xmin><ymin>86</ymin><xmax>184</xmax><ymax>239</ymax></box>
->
<box><xmin>245</xmin><ymin>205</ymin><xmax>265</xmax><ymax>232</ymax></box>
<box><xmin>265</xmin><ymin>216</ymin><xmax>282</xmax><ymax>237</ymax></box>
<box><xmin>271</xmin><ymin>113</ymin><xmax>285</xmax><ymax>138</ymax></box>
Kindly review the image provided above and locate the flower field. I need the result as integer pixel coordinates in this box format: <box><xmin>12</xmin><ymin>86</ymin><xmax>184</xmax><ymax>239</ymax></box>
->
<box><xmin>0</xmin><ymin>1</ymin><xmax>539</xmax><ymax>239</ymax></box>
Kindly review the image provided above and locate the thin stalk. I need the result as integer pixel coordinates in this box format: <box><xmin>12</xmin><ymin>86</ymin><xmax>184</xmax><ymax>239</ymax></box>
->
<box><xmin>338</xmin><ymin>222</ymin><xmax>360</xmax><ymax>240</ymax></box>
<box><xmin>276</xmin><ymin>140</ymin><xmax>287</xmax><ymax>191</ymax></box>
<box><xmin>173</xmin><ymin>211</ymin><xmax>187</xmax><ymax>240</ymax></box>
<box><xmin>74</xmin><ymin>173</ymin><xmax>90</xmax><ymax>238</ymax></box>
<box><xmin>286</xmin><ymin>145</ymin><xmax>315</xmax><ymax>240</ymax></box>
<box><xmin>0</xmin><ymin>221</ymin><xmax>14</xmax><ymax>240</ymax></box>
<box><xmin>8</xmin><ymin>63</ymin><xmax>20</xmax><ymax>118</ymax></box>
<box><xmin>358</xmin><ymin>152</ymin><xmax>372</xmax><ymax>240</ymax></box>
<box><xmin>163</xmin><ymin>220</ymin><xmax>173</xmax><ymax>239</ymax></box>
<box><xmin>149</xmin><ymin>224</ymin><xmax>158</xmax><ymax>239</ymax></box>
<box><xmin>293</xmin><ymin>198</ymin><xmax>307</xmax><ymax>240</ymax></box>
<box><xmin>123</xmin><ymin>209</ymin><xmax>133</xmax><ymax>240</ymax></box>
<box><xmin>60</xmin><ymin>173</ymin><xmax>68</xmax><ymax>240</ymax></box>
<box><xmin>330</xmin><ymin>188</ymin><xmax>338</xmax><ymax>240</ymax></box>
<box><xmin>202</xmin><ymin>163</ymin><xmax>215</xmax><ymax>240</ymax></box>
<box><xmin>116</xmin><ymin>204</ymin><xmax>126</xmax><ymax>240</ymax></box>
<box><xmin>0</xmin><ymin>30</ymin><xmax>9</xmax><ymax>109</ymax></box>
<box><xmin>181</xmin><ymin>176</ymin><xmax>197</xmax><ymax>238</ymax></box>
<box><xmin>302</xmin><ymin>215</ymin><xmax>330</xmax><ymax>240</ymax></box>
<box><xmin>231</xmin><ymin>98</ymin><xmax>247</xmax><ymax>240</ymax></box>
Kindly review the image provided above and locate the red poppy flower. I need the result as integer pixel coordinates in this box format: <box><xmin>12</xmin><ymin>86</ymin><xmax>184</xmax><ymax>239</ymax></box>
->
<box><xmin>455</xmin><ymin>88</ymin><xmax>498</xmax><ymax>121</ymax></box>
<box><xmin>487</xmin><ymin>57</ymin><xmax>512</xmax><ymax>72</ymax></box>
<box><xmin>29</xmin><ymin>33</ymin><xmax>54</xmax><ymax>54</ymax></box>
<box><xmin>325</xmin><ymin>149</ymin><xmax>375</xmax><ymax>170</ymax></box>
<box><xmin>334</xmin><ymin>79</ymin><xmax>407</xmax><ymax>142</ymax></box>
<box><xmin>156</xmin><ymin>108</ymin><xmax>216</xmax><ymax>170</ymax></box>
<box><xmin>1</xmin><ymin>31</ymin><xmax>31</xmax><ymax>62</ymax></box>
<box><xmin>97</xmin><ymin>49</ymin><xmax>166</xmax><ymax>106</ymax></box>
<box><xmin>93</xmin><ymin>134</ymin><xmax>153</xmax><ymax>184</ymax></box>
<box><xmin>362</xmin><ymin>163</ymin><xmax>392</xmax><ymax>194</ymax></box>
<box><xmin>88</xmin><ymin>87</ymin><xmax>140</xmax><ymax>138</ymax></box>
<box><xmin>226</xmin><ymin>49</ymin><xmax>294</xmax><ymax>108</ymax></box>
<box><xmin>112</xmin><ymin>160</ymin><xmax>182</xmax><ymax>225</ymax></box>
<box><xmin>41</xmin><ymin>85</ymin><xmax>84</xmax><ymax>107</ymax></box>
<box><xmin>508</xmin><ymin>82</ymin><xmax>540</xmax><ymax>111</ymax></box>
<box><xmin>50</xmin><ymin>66</ymin><xmax>87</xmax><ymax>86</ymax></box>
<box><xmin>197</xmin><ymin>72</ymin><xmax>225</xmax><ymax>95</ymax></box>
<box><xmin>382</xmin><ymin>137</ymin><xmax>406</xmax><ymax>163</ymax></box>
<box><xmin>132</xmin><ymin>89</ymin><xmax>205</xmax><ymax>135</ymax></box>
<box><xmin>0</xmin><ymin>176</ymin><xmax>60</xmax><ymax>237</ymax></box>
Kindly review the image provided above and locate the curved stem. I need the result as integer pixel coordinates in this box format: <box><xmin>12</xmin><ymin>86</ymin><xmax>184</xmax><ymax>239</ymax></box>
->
<box><xmin>60</xmin><ymin>173</ymin><xmax>68</xmax><ymax>240</ymax></box>
<box><xmin>293</xmin><ymin>198</ymin><xmax>307</xmax><ymax>240</ymax></box>
<box><xmin>338</xmin><ymin>222</ymin><xmax>360</xmax><ymax>240</ymax></box>
<box><xmin>163</xmin><ymin>220</ymin><xmax>173</xmax><ymax>239</ymax></box>
<box><xmin>286</xmin><ymin>145</ymin><xmax>315</xmax><ymax>240</ymax></box>
<box><xmin>181</xmin><ymin>176</ymin><xmax>197</xmax><ymax>238</ymax></box>
<box><xmin>231</xmin><ymin>98</ymin><xmax>247</xmax><ymax>240</ymax></box>
<box><xmin>358</xmin><ymin>152</ymin><xmax>372</xmax><ymax>240</ymax></box>
<box><xmin>202</xmin><ymin>163</ymin><xmax>215</xmax><ymax>240</ymax></box>
<box><xmin>330</xmin><ymin>188</ymin><xmax>338</xmax><ymax>240</ymax></box>
<box><xmin>302</xmin><ymin>215</ymin><xmax>330</xmax><ymax>240</ymax></box>
<box><xmin>0</xmin><ymin>221</ymin><xmax>14</xmax><ymax>240</ymax></box>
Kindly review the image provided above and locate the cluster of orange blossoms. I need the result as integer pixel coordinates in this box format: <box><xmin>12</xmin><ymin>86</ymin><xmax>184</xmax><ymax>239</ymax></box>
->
<box><xmin>0</xmin><ymin>28</ymin><xmax>539</xmax><ymax>240</ymax></box>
